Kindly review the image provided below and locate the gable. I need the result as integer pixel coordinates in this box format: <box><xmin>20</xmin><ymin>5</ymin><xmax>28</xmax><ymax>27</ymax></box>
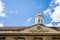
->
<box><xmin>20</xmin><ymin>24</ymin><xmax>58</xmax><ymax>33</ymax></box>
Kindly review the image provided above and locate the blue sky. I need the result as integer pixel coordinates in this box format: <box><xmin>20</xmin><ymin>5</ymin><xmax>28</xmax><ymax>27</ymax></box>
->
<box><xmin>0</xmin><ymin>0</ymin><xmax>60</xmax><ymax>26</ymax></box>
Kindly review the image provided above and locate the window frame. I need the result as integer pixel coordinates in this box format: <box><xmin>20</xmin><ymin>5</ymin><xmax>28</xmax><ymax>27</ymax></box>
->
<box><xmin>17</xmin><ymin>37</ymin><xmax>25</xmax><ymax>40</ymax></box>
<box><xmin>37</xmin><ymin>26</ymin><xmax>41</xmax><ymax>30</ymax></box>
<box><xmin>0</xmin><ymin>37</ymin><xmax>5</xmax><ymax>40</ymax></box>
<box><xmin>52</xmin><ymin>38</ymin><xmax>60</xmax><ymax>40</ymax></box>
<box><xmin>34</xmin><ymin>38</ymin><xmax>43</xmax><ymax>40</ymax></box>
<box><xmin>38</xmin><ymin>18</ymin><xmax>40</xmax><ymax>23</ymax></box>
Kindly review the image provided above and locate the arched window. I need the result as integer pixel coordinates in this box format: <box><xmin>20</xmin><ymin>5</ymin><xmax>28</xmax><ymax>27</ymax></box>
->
<box><xmin>38</xmin><ymin>18</ymin><xmax>40</xmax><ymax>23</ymax></box>
<box><xmin>41</xmin><ymin>20</ymin><xmax>42</xmax><ymax>23</ymax></box>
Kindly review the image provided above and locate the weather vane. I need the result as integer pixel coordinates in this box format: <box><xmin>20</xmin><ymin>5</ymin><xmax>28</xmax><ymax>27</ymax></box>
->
<box><xmin>38</xmin><ymin>5</ymin><xmax>42</xmax><ymax>13</ymax></box>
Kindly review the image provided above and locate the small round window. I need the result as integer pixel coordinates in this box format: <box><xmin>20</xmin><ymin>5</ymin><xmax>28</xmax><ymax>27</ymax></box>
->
<box><xmin>37</xmin><ymin>26</ymin><xmax>41</xmax><ymax>30</ymax></box>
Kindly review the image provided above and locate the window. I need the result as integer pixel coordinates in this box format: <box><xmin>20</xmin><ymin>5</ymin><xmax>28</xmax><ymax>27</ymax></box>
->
<box><xmin>17</xmin><ymin>37</ymin><xmax>25</xmax><ymax>40</ymax></box>
<box><xmin>37</xmin><ymin>26</ymin><xmax>41</xmax><ymax>30</ymax></box>
<box><xmin>18</xmin><ymin>38</ymin><xmax>24</xmax><ymax>40</ymax></box>
<box><xmin>52</xmin><ymin>38</ymin><xmax>60</xmax><ymax>40</ymax></box>
<box><xmin>41</xmin><ymin>20</ymin><xmax>42</xmax><ymax>23</ymax></box>
<box><xmin>35</xmin><ymin>38</ymin><xmax>42</xmax><ymax>40</ymax></box>
<box><xmin>0</xmin><ymin>37</ymin><xmax>5</xmax><ymax>40</ymax></box>
<box><xmin>38</xmin><ymin>18</ymin><xmax>40</xmax><ymax>23</ymax></box>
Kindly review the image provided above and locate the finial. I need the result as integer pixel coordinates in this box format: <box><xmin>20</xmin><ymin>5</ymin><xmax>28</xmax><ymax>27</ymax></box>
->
<box><xmin>38</xmin><ymin>7</ymin><xmax>40</xmax><ymax>13</ymax></box>
<box><xmin>37</xmin><ymin>7</ymin><xmax>41</xmax><ymax>16</ymax></box>
<box><xmin>35</xmin><ymin>6</ymin><xmax>44</xmax><ymax>24</ymax></box>
<box><xmin>38</xmin><ymin>5</ymin><xmax>41</xmax><ymax>12</ymax></box>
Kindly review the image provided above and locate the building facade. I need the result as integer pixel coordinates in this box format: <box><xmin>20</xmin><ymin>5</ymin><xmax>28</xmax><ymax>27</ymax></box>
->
<box><xmin>0</xmin><ymin>9</ymin><xmax>60</xmax><ymax>40</ymax></box>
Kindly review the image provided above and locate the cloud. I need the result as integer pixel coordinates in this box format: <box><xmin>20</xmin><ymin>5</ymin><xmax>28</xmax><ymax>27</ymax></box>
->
<box><xmin>0</xmin><ymin>22</ymin><xmax>4</xmax><ymax>26</ymax></box>
<box><xmin>26</xmin><ymin>18</ymin><xmax>32</xmax><ymax>22</ymax></box>
<box><xmin>46</xmin><ymin>23</ymin><xmax>53</xmax><ymax>26</ymax></box>
<box><xmin>10</xmin><ymin>10</ymin><xmax>19</xmax><ymax>14</ymax></box>
<box><xmin>55</xmin><ymin>23</ymin><xmax>60</xmax><ymax>26</ymax></box>
<box><xmin>44</xmin><ymin>0</ymin><xmax>60</xmax><ymax>26</ymax></box>
<box><xmin>0</xmin><ymin>0</ymin><xmax>6</xmax><ymax>17</ymax></box>
<box><xmin>51</xmin><ymin>5</ymin><xmax>60</xmax><ymax>22</ymax></box>
<box><xmin>44</xmin><ymin>8</ymin><xmax>52</xmax><ymax>16</ymax></box>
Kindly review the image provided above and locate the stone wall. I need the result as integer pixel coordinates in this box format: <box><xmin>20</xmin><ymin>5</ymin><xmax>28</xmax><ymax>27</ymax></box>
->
<box><xmin>4</xmin><ymin>36</ymin><xmax>60</xmax><ymax>40</ymax></box>
<box><xmin>5</xmin><ymin>36</ymin><xmax>15</xmax><ymax>40</ymax></box>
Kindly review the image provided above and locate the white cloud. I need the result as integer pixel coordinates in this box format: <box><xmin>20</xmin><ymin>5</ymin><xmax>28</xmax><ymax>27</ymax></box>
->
<box><xmin>46</xmin><ymin>23</ymin><xmax>60</xmax><ymax>27</ymax></box>
<box><xmin>10</xmin><ymin>10</ymin><xmax>19</xmax><ymax>14</ymax></box>
<box><xmin>51</xmin><ymin>5</ymin><xmax>60</xmax><ymax>22</ymax></box>
<box><xmin>44</xmin><ymin>0</ymin><xmax>60</xmax><ymax>26</ymax></box>
<box><xmin>0</xmin><ymin>22</ymin><xmax>4</xmax><ymax>26</ymax></box>
<box><xmin>0</xmin><ymin>0</ymin><xmax>6</xmax><ymax>17</ymax></box>
<box><xmin>46</xmin><ymin>23</ymin><xmax>53</xmax><ymax>26</ymax></box>
<box><xmin>0</xmin><ymin>13</ymin><xmax>5</xmax><ymax>17</ymax></box>
<box><xmin>54</xmin><ymin>0</ymin><xmax>60</xmax><ymax>4</ymax></box>
<box><xmin>55</xmin><ymin>23</ymin><xmax>60</xmax><ymax>26</ymax></box>
<box><xmin>26</xmin><ymin>18</ymin><xmax>32</xmax><ymax>22</ymax></box>
<box><xmin>44</xmin><ymin>8</ymin><xmax>52</xmax><ymax>16</ymax></box>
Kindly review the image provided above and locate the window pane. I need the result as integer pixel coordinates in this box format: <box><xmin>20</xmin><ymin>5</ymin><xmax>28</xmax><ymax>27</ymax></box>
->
<box><xmin>35</xmin><ymin>38</ymin><xmax>42</xmax><ymax>40</ymax></box>
<box><xmin>0</xmin><ymin>39</ymin><xmax>5</xmax><ymax>40</ymax></box>
<box><xmin>0</xmin><ymin>37</ymin><xmax>5</xmax><ymax>40</ymax></box>
<box><xmin>37</xmin><ymin>26</ymin><xmax>41</xmax><ymax>30</ymax></box>
<box><xmin>18</xmin><ymin>39</ymin><xmax>24</xmax><ymax>40</ymax></box>
<box><xmin>17</xmin><ymin>37</ymin><xmax>24</xmax><ymax>40</ymax></box>
<box><xmin>53</xmin><ymin>38</ymin><xmax>60</xmax><ymax>40</ymax></box>
<box><xmin>38</xmin><ymin>18</ymin><xmax>40</xmax><ymax>23</ymax></box>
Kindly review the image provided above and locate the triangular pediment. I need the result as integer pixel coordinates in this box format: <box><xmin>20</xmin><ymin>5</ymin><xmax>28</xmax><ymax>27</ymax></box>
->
<box><xmin>20</xmin><ymin>24</ymin><xmax>58</xmax><ymax>33</ymax></box>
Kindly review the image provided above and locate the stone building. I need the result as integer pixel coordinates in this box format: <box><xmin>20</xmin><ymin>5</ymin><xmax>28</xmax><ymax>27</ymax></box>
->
<box><xmin>0</xmin><ymin>9</ymin><xmax>60</xmax><ymax>40</ymax></box>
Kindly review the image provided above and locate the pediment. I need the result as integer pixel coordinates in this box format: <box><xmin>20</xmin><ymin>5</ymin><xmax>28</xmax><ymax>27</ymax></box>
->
<box><xmin>20</xmin><ymin>24</ymin><xmax>58</xmax><ymax>33</ymax></box>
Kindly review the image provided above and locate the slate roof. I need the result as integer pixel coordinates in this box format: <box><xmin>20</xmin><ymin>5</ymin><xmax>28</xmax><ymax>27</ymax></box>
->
<box><xmin>0</xmin><ymin>26</ymin><xmax>60</xmax><ymax>31</ymax></box>
<box><xmin>0</xmin><ymin>24</ymin><xmax>60</xmax><ymax>31</ymax></box>
<box><xmin>49</xmin><ymin>27</ymin><xmax>60</xmax><ymax>31</ymax></box>
<box><xmin>0</xmin><ymin>26</ymin><xmax>28</xmax><ymax>31</ymax></box>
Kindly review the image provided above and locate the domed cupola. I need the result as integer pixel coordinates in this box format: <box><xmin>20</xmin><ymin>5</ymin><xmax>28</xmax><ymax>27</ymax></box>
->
<box><xmin>35</xmin><ymin>9</ymin><xmax>44</xmax><ymax>24</ymax></box>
